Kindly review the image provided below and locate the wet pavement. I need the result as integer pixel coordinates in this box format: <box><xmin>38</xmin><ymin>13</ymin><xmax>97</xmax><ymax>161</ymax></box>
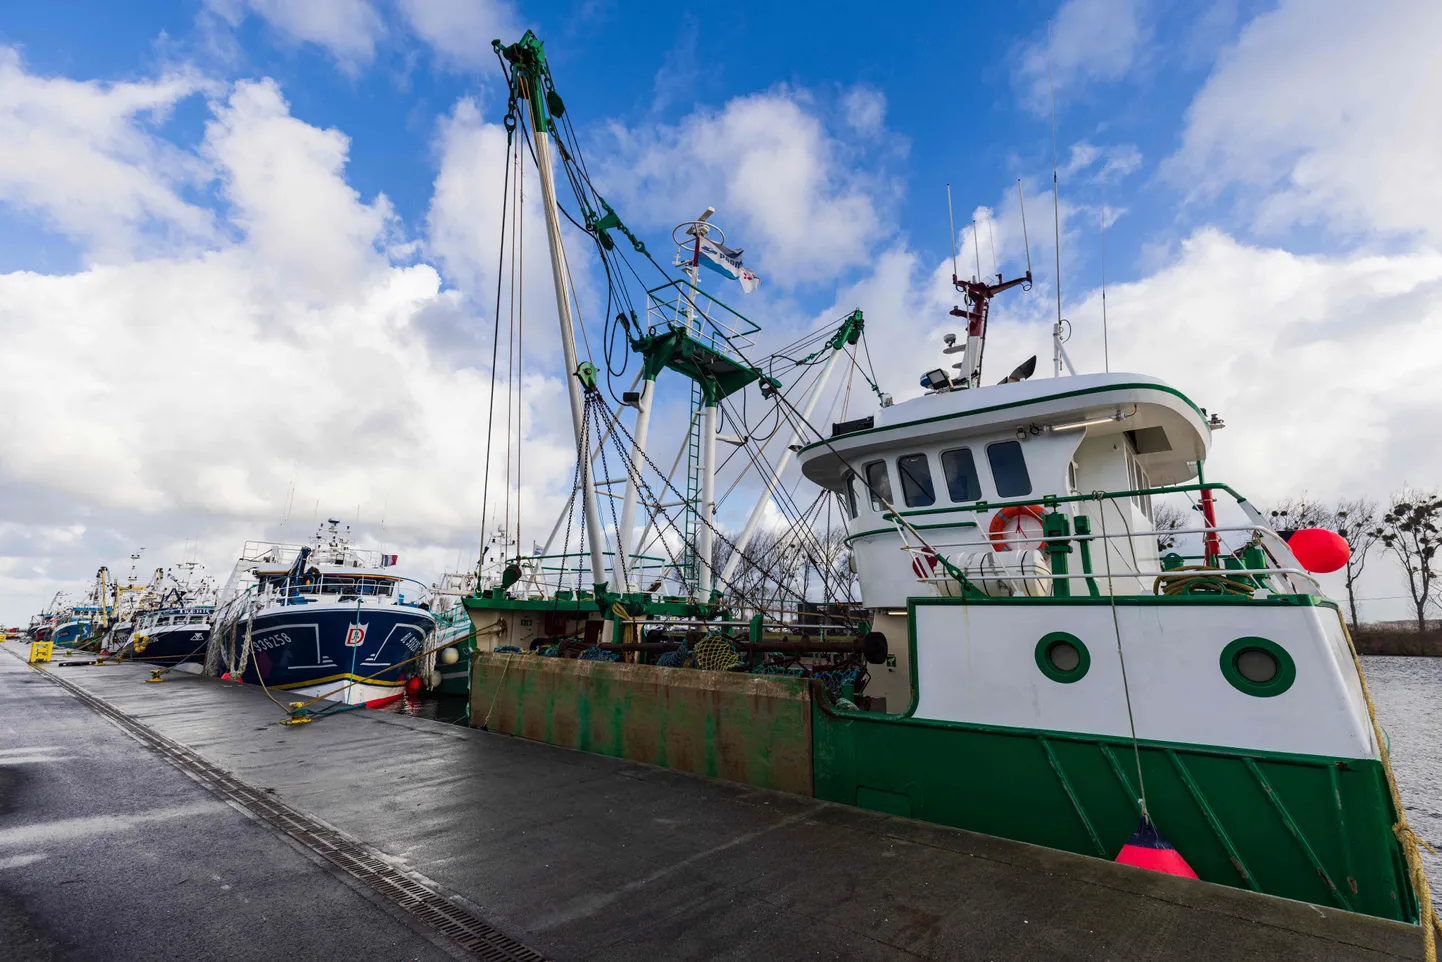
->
<box><xmin>0</xmin><ymin>642</ymin><xmax>1425</xmax><ymax>961</ymax></box>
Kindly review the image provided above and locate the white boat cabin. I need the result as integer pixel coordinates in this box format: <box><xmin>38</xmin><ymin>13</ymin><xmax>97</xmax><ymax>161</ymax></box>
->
<box><xmin>800</xmin><ymin>371</ymin><xmax>1212</xmax><ymax>606</ymax></box>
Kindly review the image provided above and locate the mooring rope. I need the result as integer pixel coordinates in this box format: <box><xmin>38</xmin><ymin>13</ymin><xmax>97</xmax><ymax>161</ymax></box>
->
<box><xmin>1336</xmin><ymin>611</ymin><xmax>1440</xmax><ymax>959</ymax></box>
<box><xmin>1096</xmin><ymin>494</ymin><xmax>1149</xmax><ymax>818</ymax></box>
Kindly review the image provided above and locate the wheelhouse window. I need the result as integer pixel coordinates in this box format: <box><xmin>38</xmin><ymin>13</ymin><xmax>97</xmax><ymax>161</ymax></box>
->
<box><xmin>842</xmin><ymin>471</ymin><xmax>859</xmax><ymax>519</ymax></box>
<box><xmin>863</xmin><ymin>460</ymin><xmax>893</xmax><ymax>511</ymax></box>
<box><xmin>940</xmin><ymin>448</ymin><xmax>982</xmax><ymax>502</ymax></box>
<box><xmin>897</xmin><ymin>454</ymin><xmax>936</xmax><ymax>507</ymax></box>
<box><xmin>1124</xmin><ymin>435</ymin><xmax>1154</xmax><ymax>521</ymax></box>
<box><xmin>987</xmin><ymin>441</ymin><xmax>1033</xmax><ymax>497</ymax></box>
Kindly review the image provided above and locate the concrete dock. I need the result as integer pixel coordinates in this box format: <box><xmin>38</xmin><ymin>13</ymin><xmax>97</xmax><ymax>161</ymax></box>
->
<box><xmin>0</xmin><ymin>643</ymin><xmax>1424</xmax><ymax>962</ymax></box>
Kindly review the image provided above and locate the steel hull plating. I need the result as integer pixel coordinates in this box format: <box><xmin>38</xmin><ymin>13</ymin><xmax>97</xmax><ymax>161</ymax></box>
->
<box><xmin>234</xmin><ymin>604</ymin><xmax>433</xmax><ymax>705</ymax></box>
<box><xmin>129</xmin><ymin>625</ymin><xmax>211</xmax><ymax>665</ymax></box>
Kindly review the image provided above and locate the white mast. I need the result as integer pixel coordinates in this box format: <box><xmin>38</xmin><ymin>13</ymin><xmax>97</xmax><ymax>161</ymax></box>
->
<box><xmin>512</xmin><ymin>44</ymin><xmax>608</xmax><ymax>590</ymax></box>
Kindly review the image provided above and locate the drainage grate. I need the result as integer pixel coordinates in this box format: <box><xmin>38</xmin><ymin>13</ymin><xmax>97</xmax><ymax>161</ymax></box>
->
<box><xmin>34</xmin><ymin>665</ymin><xmax>549</xmax><ymax>962</ymax></box>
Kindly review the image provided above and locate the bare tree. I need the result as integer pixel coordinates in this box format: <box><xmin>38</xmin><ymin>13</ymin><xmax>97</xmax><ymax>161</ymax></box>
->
<box><xmin>1152</xmin><ymin>501</ymin><xmax>1188</xmax><ymax>553</ymax></box>
<box><xmin>1375</xmin><ymin>489</ymin><xmax>1442</xmax><ymax>631</ymax></box>
<box><xmin>1267</xmin><ymin>495</ymin><xmax>1330</xmax><ymax>535</ymax></box>
<box><xmin>1330</xmin><ymin>498</ymin><xmax>1380</xmax><ymax>628</ymax></box>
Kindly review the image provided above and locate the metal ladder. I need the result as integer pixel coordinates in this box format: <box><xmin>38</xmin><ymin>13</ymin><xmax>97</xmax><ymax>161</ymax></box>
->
<box><xmin>679</xmin><ymin>378</ymin><xmax>704</xmax><ymax>592</ymax></box>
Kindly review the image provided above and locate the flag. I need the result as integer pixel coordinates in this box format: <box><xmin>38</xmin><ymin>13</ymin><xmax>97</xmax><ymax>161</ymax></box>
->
<box><xmin>381</xmin><ymin>554</ymin><xmax>398</xmax><ymax>567</ymax></box>
<box><xmin>696</xmin><ymin>236</ymin><xmax>761</xmax><ymax>293</ymax></box>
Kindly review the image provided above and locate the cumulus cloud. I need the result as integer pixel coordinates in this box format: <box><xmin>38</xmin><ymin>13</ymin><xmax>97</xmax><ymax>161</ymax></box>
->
<box><xmin>596</xmin><ymin>89</ymin><xmax>893</xmax><ymax>286</ymax></box>
<box><xmin>1061</xmin><ymin>231</ymin><xmax>1442</xmax><ymax>499</ymax></box>
<box><xmin>206</xmin><ymin>0</ymin><xmax>385</xmax><ymax>68</ymax></box>
<box><xmin>1015</xmin><ymin>0</ymin><xmax>1150</xmax><ymax>112</ymax></box>
<box><xmin>204</xmin><ymin>79</ymin><xmax>397</xmax><ymax>301</ymax></box>
<box><xmin>396</xmin><ymin>0</ymin><xmax>520</xmax><ymax>69</ymax></box>
<box><xmin>0</xmin><ymin>64</ymin><xmax>579</xmax><ymax>621</ymax></box>
<box><xmin>1168</xmin><ymin>0</ymin><xmax>1442</xmax><ymax>243</ymax></box>
<box><xmin>0</xmin><ymin>48</ymin><xmax>214</xmax><ymax>261</ymax></box>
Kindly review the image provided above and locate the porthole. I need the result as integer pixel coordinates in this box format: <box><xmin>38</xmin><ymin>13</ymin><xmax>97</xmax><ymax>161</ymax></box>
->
<box><xmin>1035</xmin><ymin>632</ymin><xmax>1090</xmax><ymax>684</ymax></box>
<box><xmin>1219</xmin><ymin>636</ymin><xmax>1296</xmax><ymax>697</ymax></box>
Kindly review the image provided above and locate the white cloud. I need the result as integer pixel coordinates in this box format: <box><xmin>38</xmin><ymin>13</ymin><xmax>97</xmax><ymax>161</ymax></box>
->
<box><xmin>598</xmin><ymin>90</ymin><xmax>891</xmax><ymax>286</ymax></box>
<box><xmin>0</xmin><ymin>66</ymin><xmax>582</xmax><ymax>623</ymax></box>
<box><xmin>1168</xmin><ymin>0</ymin><xmax>1442</xmax><ymax>243</ymax></box>
<box><xmin>1015</xmin><ymin>0</ymin><xmax>1149</xmax><ymax>112</ymax></box>
<box><xmin>397</xmin><ymin>0</ymin><xmax>520</xmax><ymax>69</ymax></box>
<box><xmin>206</xmin><ymin>0</ymin><xmax>385</xmax><ymax>68</ymax></box>
<box><xmin>0</xmin><ymin>48</ymin><xmax>214</xmax><ymax>261</ymax></box>
<box><xmin>1059</xmin><ymin>230</ymin><xmax>1442</xmax><ymax>500</ymax></box>
<box><xmin>841</xmin><ymin>86</ymin><xmax>885</xmax><ymax>135</ymax></box>
<box><xmin>204</xmin><ymin>78</ymin><xmax>396</xmax><ymax>301</ymax></box>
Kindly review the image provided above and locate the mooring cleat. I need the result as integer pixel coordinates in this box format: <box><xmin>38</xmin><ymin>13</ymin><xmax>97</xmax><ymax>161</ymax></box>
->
<box><xmin>146</xmin><ymin>668</ymin><xmax>165</xmax><ymax>683</ymax></box>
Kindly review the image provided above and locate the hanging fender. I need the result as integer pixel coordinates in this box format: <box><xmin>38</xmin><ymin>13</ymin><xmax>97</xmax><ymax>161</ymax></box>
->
<box><xmin>911</xmin><ymin>548</ymin><xmax>939</xmax><ymax>579</ymax></box>
<box><xmin>989</xmin><ymin>504</ymin><xmax>1049</xmax><ymax>552</ymax></box>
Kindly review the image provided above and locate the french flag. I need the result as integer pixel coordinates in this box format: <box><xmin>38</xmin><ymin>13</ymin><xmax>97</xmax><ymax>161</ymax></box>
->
<box><xmin>381</xmin><ymin>554</ymin><xmax>398</xmax><ymax>567</ymax></box>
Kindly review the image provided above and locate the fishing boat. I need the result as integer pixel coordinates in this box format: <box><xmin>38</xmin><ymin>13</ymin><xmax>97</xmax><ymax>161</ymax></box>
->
<box><xmin>116</xmin><ymin>562</ymin><xmax>217</xmax><ymax>667</ymax></box>
<box><xmin>455</xmin><ymin>30</ymin><xmax>1420</xmax><ymax>926</ymax></box>
<box><xmin>207</xmin><ymin>521</ymin><xmax>437</xmax><ymax>704</ymax></box>
<box><xmin>425</xmin><ymin>568</ymin><xmax>480</xmax><ymax>695</ymax></box>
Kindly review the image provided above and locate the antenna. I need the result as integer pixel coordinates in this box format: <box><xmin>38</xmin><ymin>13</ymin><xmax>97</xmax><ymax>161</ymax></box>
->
<box><xmin>987</xmin><ymin>217</ymin><xmax>998</xmax><ymax>278</ymax></box>
<box><xmin>1048</xmin><ymin>19</ymin><xmax>1065</xmax><ymax>378</ymax></box>
<box><xmin>1018</xmin><ymin>179</ymin><xmax>1033</xmax><ymax>275</ymax></box>
<box><xmin>946</xmin><ymin>184</ymin><xmax>959</xmax><ymax>281</ymax></box>
<box><xmin>971</xmin><ymin>219</ymin><xmax>983</xmax><ymax>282</ymax></box>
<box><xmin>1101</xmin><ymin>166</ymin><xmax>1110</xmax><ymax>373</ymax></box>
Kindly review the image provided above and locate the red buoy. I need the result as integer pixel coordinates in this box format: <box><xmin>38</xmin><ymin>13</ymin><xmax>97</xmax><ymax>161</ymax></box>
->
<box><xmin>405</xmin><ymin>675</ymin><xmax>423</xmax><ymax>693</ymax></box>
<box><xmin>365</xmin><ymin>693</ymin><xmax>404</xmax><ymax>709</ymax></box>
<box><xmin>1287</xmin><ymin>527</ymin><xmax>1350</xmax><ymax>574</ymax></box>
<box><xmin>220</xmin><ymin>672</ymin><xmax>231</xmax><ymax>681</ymax></box>
<box><xmin>1115</xmin><ymin>817</ymin><xmax>1198</xmax><ymax>879</ymax></box>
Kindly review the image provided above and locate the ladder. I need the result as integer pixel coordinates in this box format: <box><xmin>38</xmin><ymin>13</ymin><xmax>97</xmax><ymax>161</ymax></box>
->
<box><xmin>680</xmin><ymin>378</ymin><xmax>704</xmax><ymax>592</ymax></box>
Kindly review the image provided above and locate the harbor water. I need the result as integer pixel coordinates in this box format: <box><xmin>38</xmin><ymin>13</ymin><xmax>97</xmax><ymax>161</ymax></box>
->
<box><xmin>1366</xmin><ymin>655</ymin><xmax>1442</xmax><ymax>889</ymax></box>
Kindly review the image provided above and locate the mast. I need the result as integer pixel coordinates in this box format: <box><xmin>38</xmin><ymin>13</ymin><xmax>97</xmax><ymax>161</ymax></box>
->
<box><xmin>499</xmin><ymin>33</ymin><xmax>608</xmax><ymax>591</ymax></box>
<box><xmin>949</xmin><ymin>270</ymin><xmax>1032</xmax><ymax>387</ymax></box>
<box><xmin>608</xmin><ymin>207</ymin><xmax>714</xmax><ymax>595</ymax></box>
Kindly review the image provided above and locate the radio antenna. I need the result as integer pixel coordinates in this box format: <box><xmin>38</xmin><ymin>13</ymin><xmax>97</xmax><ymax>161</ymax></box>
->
<box><xmin>1048</xmin><ymin>19</ymin><xmax>1071</xmax><ymax>378</ymax></box>
<box><xmin>972</xmin><ymin>218</ymin><xmax>983</xmax><ymax>282</ymax></box>
<box><xmin>1018</xmin><ymin>179</ymin><xmax>1033</xmax><ymax>275</ymax></box>
<box><xmin>946</xmin><ymin>183</ymin><xmax>959</xmax><ymax>281</ymax></box>
<box><xmin>987</xmin><ymin>217</ymin><xmax>998</xmax><ymax>278</ymax></box>
<box><xmin>1101</xmin><ymin>166</ymin><xmax>1111</xmax><ymax>372</ymax></box>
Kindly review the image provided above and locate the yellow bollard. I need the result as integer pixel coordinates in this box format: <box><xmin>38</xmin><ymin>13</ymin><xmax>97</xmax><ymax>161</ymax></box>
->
<box><xmin>28</xmin><ymin>641</ymin><xmax>53</xmax><ymax>664</ymax></box>
<box><xmin>146</xmin><ymin>668</ymin><xmax>165</xmax><ymax>684</ymax></box>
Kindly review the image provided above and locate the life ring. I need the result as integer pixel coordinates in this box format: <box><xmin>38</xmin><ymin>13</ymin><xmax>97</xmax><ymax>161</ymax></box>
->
<box><xmin>989</xmin><ymin>504</ymin><xmax>1048</xmax><ymax>552</ymax></box>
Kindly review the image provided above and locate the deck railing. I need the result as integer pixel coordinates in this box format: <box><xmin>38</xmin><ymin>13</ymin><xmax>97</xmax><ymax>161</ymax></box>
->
<box><xmin>886</xmin><ymin>482</ymin><xmax>1322</xmax><ymax>600</ymax></box>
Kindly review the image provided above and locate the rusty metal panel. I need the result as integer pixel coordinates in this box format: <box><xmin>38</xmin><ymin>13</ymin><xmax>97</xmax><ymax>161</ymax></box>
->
<box><xmin>471</xmin><ymin>652</ymin><xmax>814</xmax><ymax>796</ymax></box>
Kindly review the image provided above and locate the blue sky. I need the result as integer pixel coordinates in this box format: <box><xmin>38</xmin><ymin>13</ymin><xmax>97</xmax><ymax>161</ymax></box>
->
<box><xmin>0</xmin><ymin>1</ymin><xmax>1257</xmax><ymax>290</ymax></box>
<box><xmin>1</xmin><ymin>0</ymin><xmax>1440</xmax><ymax>623</ymax></box>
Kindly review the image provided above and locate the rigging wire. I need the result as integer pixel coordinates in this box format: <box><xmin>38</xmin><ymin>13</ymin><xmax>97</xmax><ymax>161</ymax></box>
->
<box><xmin>475</xmin><ymin>124</ymin><xmax>515</xmax><ymax>575</ymax></box>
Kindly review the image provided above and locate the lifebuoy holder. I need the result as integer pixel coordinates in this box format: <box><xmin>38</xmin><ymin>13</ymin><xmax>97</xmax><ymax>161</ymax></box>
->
<box><xmin>989</xmin><ymin>504</ymin><xmax>1049</xmax><ymax>552</ymax></box>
